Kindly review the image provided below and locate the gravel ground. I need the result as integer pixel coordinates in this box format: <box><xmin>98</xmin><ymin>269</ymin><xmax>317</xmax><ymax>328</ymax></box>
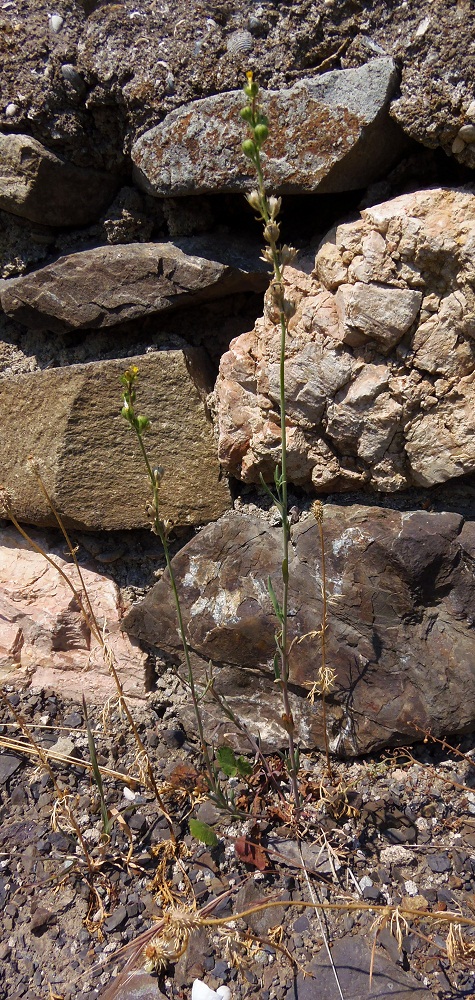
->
<box><xmin>2</xmin><ymin>681</ymin><xmax>475</xmax><ymax>1000</ymax></box>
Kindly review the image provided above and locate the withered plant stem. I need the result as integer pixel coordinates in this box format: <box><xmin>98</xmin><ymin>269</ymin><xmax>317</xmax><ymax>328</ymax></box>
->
<box><xmin>0</xmin><ymin>688</ymin><xmax>96</xmax><ymax>872</ymax></box>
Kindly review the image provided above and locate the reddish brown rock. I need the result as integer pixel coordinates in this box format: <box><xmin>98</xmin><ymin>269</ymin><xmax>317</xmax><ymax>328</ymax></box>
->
<box><xmin>124</xmin><ymin>507</ymin><xmax>475</xmax><ymax>756</ymax></box>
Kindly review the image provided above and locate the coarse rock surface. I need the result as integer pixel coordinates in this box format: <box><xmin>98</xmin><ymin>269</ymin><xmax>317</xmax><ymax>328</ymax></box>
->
<box><xmin>132</xmin><ymin>59</ymin><xmax>405</xmax><ymax>197</ymax></box>
<box><xmin>216</xmin><ymin>187</ymin><xmax>475</xmax><ymax>493</ymax></box>
<box><xmin>0</xmin><ymin>348</ymin><xmax>231</xmax><ymax>530</ymax></box>
<box><xmin>0</xmin><ymin>526</ymin><xmax>146</xmax><ymax>700</ymax></box>
<box><xmin>124</xmin><ymin>505</ymin><xmax>475</xmax><ymax>757</ymax></box>
<box><xmin>0</xmin><ymin>238</ymin><xmax>268</xmax><ymax>334</ymax></box>
<box><xmin>0</xmin><ymin>133</ymin><xmax>118</xmax><ymax>228</ymax></box>
<box><xmin>0</xmin><ymin>0</ymin><xmax>473</xmax><ymax>174</ymax></box>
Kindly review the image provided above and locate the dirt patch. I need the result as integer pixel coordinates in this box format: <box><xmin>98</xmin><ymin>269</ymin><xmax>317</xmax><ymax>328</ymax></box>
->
<box><xmin>2</xmin><ymin>682</ymin><xmax>475</xmax><ymax>999</ymax></box>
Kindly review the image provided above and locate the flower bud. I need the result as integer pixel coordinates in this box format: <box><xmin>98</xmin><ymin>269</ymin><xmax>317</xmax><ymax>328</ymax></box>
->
<box><xmin>240</xmin><ymin>106</ymin><xmax>254</xmax><ymax>124</ymax></box>
<box><xmin>245</xmin><ymin>189</ymin><xmax>261</xmax><ymax>212</ymax></box>
<box><xmin>136</xmin><ymin>414</ymin><xmax>151</xmax><ymax>433</ymax></box>
<box><xmin>281</xmin><ymin>244</ymin><xmax>297</xmax><ymax>267</ymax></box>
<box><xmin>241</xmin><ymin>138</ymin><xmax>256</xmax><ymax>159</ymax></box>
<box><xmin>253</xmin><ymin>123</ymin><xmax>268</xmax><ymax>145</ymax></box>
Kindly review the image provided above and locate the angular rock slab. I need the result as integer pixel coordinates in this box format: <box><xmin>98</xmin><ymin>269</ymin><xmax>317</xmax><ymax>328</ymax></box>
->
<box><xmin>216</xmin><ymin>187</ymin><xmax>475</xmax><ymax>493</ymax></box>
<box><xmin>0</xmin><ymin>133</ymin><xmax>117</xmax><ymax>227</ymax></box>
<box><xmin>0</xmin><ymin>350</ymin><xmax>231</xmax><ymax>530</ymax></box>
<box><xmin>0</xmin><ymin>526</ymin><xmax>146</xmax><ymax>700</ymax></box>
<box><xmin>132</xmin><ymin>59</ymin><xmax>405</xmax><ymax>197</ymax></box>
<box><xmin>124</xmin><ymin>507</ymin><xmax>475</xmax><ymax>756</ymax></box>
<box><xmin>97</xmin><ymin>972</ymin><xmax>167</xmax><ymax>1000</ymax></box>
<box><xmin>290</xmin><ymin>935</ymin><xmax>433</xmax><ymax>1000</ymax></box>
<box><xmin>0</xmin><ymin>238</ymin><xmax>268</xmax><ymax>334</ymax></box>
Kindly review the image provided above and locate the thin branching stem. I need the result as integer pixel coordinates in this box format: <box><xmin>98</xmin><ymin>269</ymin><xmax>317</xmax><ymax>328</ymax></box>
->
<box><xmin>242</xmin><ymin>74</ymin><xmax>301</xmax><ymax>814</ymax></box>
<box><xmin>122</xmin><ymin>371</ymin><xmax>230</xmax><ymax>812</ymax></box>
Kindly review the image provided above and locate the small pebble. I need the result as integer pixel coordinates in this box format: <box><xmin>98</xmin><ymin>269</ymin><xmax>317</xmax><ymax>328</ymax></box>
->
<box><xmin>458</xmin><ymin>123</ymin><xmax>475</xmax><ymax>142</ymax></box>
<box><xmin>403</xmin><ymin>880</ymin><xmax>419</xmax><ymax>896</ymax></box>
<box><xmin>466</xmin><ymin>100</ymin><xmax>475</xmax><ymax>122</ymax></box>
<box><xmin>427</xmin><ymin>854</ymin><xmax>451</xmax><ymax>874</ymax></box>
<box><xmin>49</xmin><ymin>13</ymin><xmax>64</xmax><ymax>32</ymax></box>
<box><xmin>359</xmin><ymin>875</ymin><xmax>373</xmax><ymax>892</ymax></box>
<box><xmin>103</xmin><ymin>905</ymin><xmax>127</xmax><ymax>933</ymax></box>
<box><xmin>5</xmin><ymin>103</ymin><xmax>18</xmax><ymax>117</ymax></box>
<box><xmin>63</xmin><ymin>712</ymin><xmax>82</xmax><ymax>728</ymax></box>
<box><xmin>452</xmin><ymin>136</ymin><xmax>466</xmax><ymax>154</ymax></box>
<box><xmin>60</xmin><ymin>64</ymin><xmax>85</xmax><ymax>93</ymax></box>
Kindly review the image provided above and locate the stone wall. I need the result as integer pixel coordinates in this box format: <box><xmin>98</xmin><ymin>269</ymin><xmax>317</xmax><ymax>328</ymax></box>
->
<box><xmin>1</xmin><ymin>0</ymin><xmax>474</xmax><ymax>752</ymax></box>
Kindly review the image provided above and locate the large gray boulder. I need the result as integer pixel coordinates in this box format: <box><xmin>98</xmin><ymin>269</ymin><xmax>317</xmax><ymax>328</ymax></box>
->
<box><xmin>132</xmin><ymin>60</ymin><xmax>405</xmax><ymax>197</ymax></box>
<box><xmin>124</xmin><ymin>506</ymin><xmax>475</xmax><ymax>757</ymax></box>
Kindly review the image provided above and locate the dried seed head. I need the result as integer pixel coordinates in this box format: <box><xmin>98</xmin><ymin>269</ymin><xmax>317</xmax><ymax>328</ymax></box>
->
<box><xmin>312</xmin><ymin>500</ymin><xmax>324</xmax><ymax>523</ymax></box>
<box><xmin>264</xmin><ymin>221</ymin><xmax>280</xmax><ymax>243</ymax></box>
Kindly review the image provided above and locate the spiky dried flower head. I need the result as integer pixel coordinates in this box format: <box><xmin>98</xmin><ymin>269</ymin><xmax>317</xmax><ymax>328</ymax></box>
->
<box><xmin>143</xmin><ymin>909</ymin><xmax>201</xmax><ymax>972</ymax></box>
<box><xmin>312</xmin><ymin>500</ymin><xmax>324</xmax><ymax>523</ymax></box>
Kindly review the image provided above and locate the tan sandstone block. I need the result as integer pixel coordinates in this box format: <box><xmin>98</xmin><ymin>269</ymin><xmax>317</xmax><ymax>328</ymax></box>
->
<box><xmin>0</xmin><ymin>350</ymin><xmax>231</xmax><ymax>530</ymax></box>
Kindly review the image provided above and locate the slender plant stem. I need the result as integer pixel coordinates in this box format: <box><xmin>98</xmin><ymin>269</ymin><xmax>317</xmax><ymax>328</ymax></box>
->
<box><xmin>245</xmin><ymin>85</ymin><xmax>301</xmax><ymax>815</ymax></box>
<box><xmin>127</xmin><ymin>401</ymin><xmax>229</xmax><ymax>811</ymax></box>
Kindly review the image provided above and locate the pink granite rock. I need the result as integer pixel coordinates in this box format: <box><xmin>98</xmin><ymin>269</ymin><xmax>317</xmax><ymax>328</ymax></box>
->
<box><xmin>0</xmin><ymin>526</ymin><xmax>146</xmax><ymax>700</ymax></box>
<box><xmin>216</xmin><ymin>188</ymin><xmax>475</xmax><ymax>493</ymax></box>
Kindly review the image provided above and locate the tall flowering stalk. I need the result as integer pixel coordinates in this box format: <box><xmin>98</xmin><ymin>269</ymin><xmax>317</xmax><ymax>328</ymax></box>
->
<box><xmin>240</xmin><ymin>72</ymin><xmax>301</xmax><ymax>816</ymax></box>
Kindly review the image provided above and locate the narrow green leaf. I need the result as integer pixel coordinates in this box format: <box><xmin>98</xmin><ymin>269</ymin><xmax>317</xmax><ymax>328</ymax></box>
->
<box><xmin>82</xmin><ymin>696</ymin><xmax>110</xmax><ymax>837</ymax></box>
<box><xmin>189</xmin><ymin>818</ymin><xmax>219</xmax><ymax>847</ymax></box>
<box><xmin>258</xmin><ymin>472</ymin><xmax>278</xmax><ymax>506</ymax></box>
<box><xmin>217</xmin><ymin>745</ymin><xmax>238</xmax><ymax>777</ymax></box>
<box><xmin>273</xmin><ymin>652</ymin><xmax>281</xmax><ymax>681</ymax></box>
<box><xmin>267</xmin><ymin>576</ymin><xmax>284</xmax><ymax>622</ymax></box>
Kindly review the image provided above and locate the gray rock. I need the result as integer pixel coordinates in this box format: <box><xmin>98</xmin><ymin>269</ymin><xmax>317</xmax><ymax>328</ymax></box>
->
<box><xmin>427</xmin><ymin>854</ymin><xmax>451</xmax><ymax>874</ymax></box>
<box><xmin>124</xmin><ymin>506</ymin><xmax>475</xmax><ymax>757</ymax></box>
<box><xmin>288</xmin><ymin>934</ymin><xmax>433</xmax><ymax>999</ymax></box>
<box><xmin>0</xmin><ymin>754</ymin><xmax>22</xmax><ymax>784</ymax></box>
<box><xmin>0</xmin><ymin>349</ymin><xmax>231</xmax><ymax>530</ymax></box>
<box><xmin>132</xmin><ymin>60</ymin><xmax>405</xmax><ymax>197</ymax></box>
<box><xmin>97</xmin><ymin>972</ymin><xmax>168</xmax><ymax>1000</ymax></box>
<box><xmin>103</xmin><ymin>904</ymin><xmax>127</xmax><ymax>932</ymax></box>
<box><xmin>0</xmin><ymin>134</ymin><xmax>117</xmax><ymax>227</ymax></box>
<box><xmin>0</xmin><ymin>238</ymin><xmax>268</xmax><ymax>334</ymax></box>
